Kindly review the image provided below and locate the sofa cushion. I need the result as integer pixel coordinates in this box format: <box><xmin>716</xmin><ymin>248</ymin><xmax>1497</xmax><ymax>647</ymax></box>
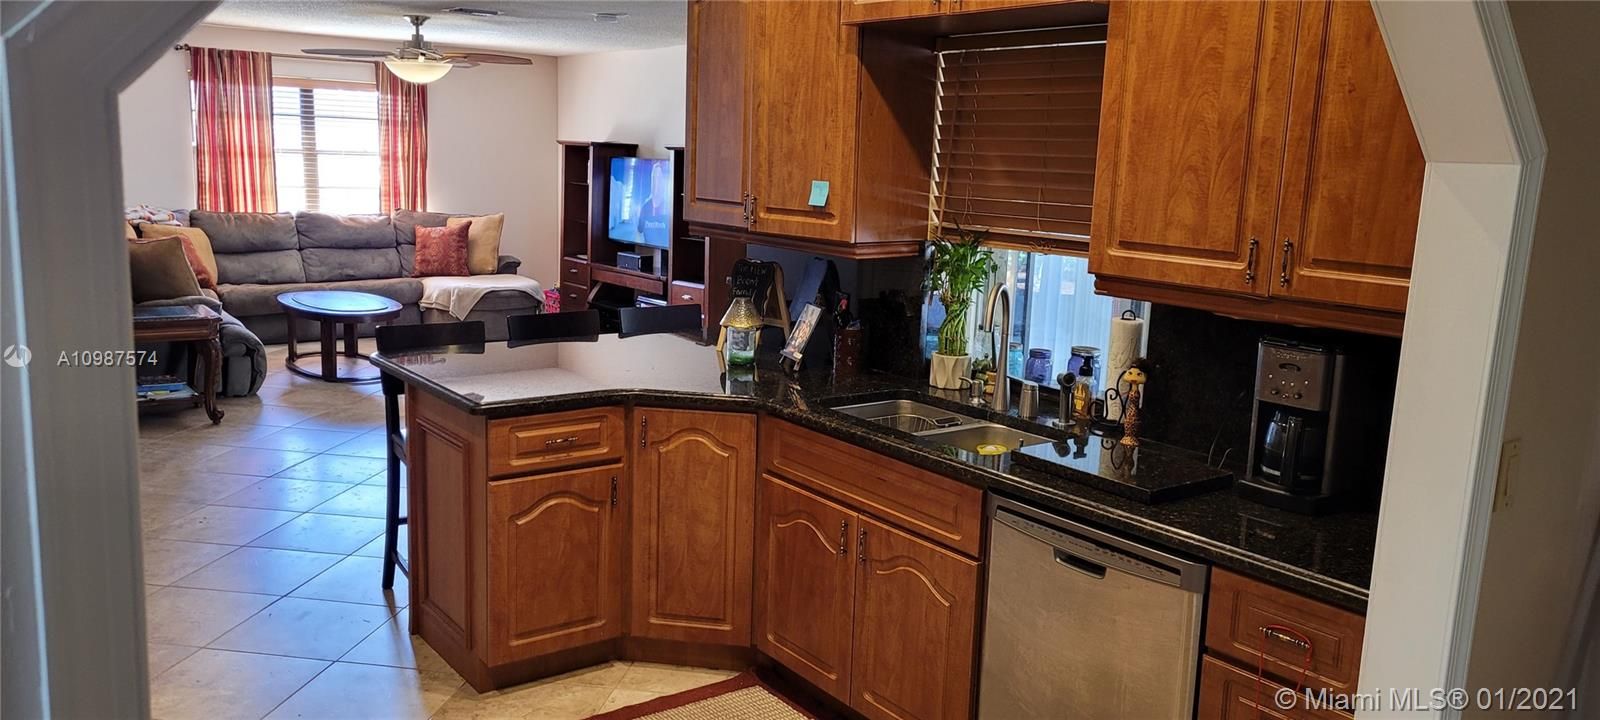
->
<box><xmin>446</xmin><ymin>213</ymin><xmax>505</xmax><ymax>275</ymax></box>
<box><xmin>137</xmin><ymin>224</ymin><xmax>219</xmax><ymax>289</ymax></box>
<box><xmin>302</xmin><ymin>248</ymin><xmax>403</xmax><ymax>282</ymax></box>
<box><xmin>191</xmin><ymin>211</ymin><xmax>298</xmax><ymax>253</ymax></box>
<box><xmin>216</xmin><ymin>278</ymin><xmax>424</xmax><ymax>318</ymax></box>
<box><xmin>296</xmin><ymin>213</ymin><xmax>396</xmax><ymax>249</ymax></box>
<box><xmin>393</xmin><ymin>209</ymin><xmax>469</xmax><ymax>276</ymax></box>
<box><xmin>214</xmin><ymin>249</ymin><xmax>307</xmax><ymax>285</ymax></box>
<box><xmin>128</xmin><ymin>238</ymin><xmax>203</xmax><ymax>303</ymax></box>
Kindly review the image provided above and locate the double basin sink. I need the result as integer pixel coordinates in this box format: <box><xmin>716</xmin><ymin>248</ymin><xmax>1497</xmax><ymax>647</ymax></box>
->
<box><xmin>831</xmin><ymin>398</ymin><xmax>1055</xmax><ymax>456</ymax></box>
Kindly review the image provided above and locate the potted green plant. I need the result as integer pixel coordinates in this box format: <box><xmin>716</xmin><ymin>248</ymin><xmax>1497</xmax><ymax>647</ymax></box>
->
<box><xmin>925</xmin><ymin>226</ymin><xmax>996</xmax><ymax>390</ymax></box>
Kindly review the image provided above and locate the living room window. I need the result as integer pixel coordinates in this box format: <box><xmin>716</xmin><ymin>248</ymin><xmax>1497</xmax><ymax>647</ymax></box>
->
<box><xmin>271</xmin><ymin>76</ymin><xmax>381</xmax><ymax>214</ymax></box>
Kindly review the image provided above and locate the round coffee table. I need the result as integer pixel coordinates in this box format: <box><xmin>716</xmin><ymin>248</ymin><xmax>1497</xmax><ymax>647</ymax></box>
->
<box><xmin>278</xmin><ymin>290</ymin><xmax>403</xmax><ymax>383</ymax></box>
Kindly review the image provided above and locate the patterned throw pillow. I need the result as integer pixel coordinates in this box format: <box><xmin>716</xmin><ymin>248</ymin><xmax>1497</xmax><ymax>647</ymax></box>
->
<box><xmin>136</xmin><ymin>224</ymin><xmax>218</xmax><ymax>289</ymax></box>
<box><xmin>412</xmin><ymin>223</ymin><xmax>471</xmax><ymax>277</ymax></box>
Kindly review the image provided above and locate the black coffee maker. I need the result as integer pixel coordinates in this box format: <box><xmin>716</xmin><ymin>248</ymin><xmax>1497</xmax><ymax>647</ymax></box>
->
<box><xmin>1238</xmin><ymin>338</ymin><xmax>1348</xmax><ymax>513</ymax></box>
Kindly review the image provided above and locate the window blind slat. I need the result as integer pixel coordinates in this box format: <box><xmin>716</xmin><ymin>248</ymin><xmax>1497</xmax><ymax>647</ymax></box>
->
<box><xmin>931</xmin><ymin>33</ymin><xmax>1106</xmax><ymax>246</ymax></box>
<box><xmin>270</xmin><ymin>76</ymin><xmax>380</xmax><ymax>214</ymax></box>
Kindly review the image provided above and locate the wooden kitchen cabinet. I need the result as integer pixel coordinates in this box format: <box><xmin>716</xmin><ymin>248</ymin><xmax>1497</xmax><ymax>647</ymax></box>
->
<box><xmin>841</xmin><ymin>0</ymin><xmax>1076</xmax><ymax>24</ymax></box>
<box><xmin>1090</xmin><ymin>0</ymin><xmax>1421</xmax><ymax>335</ymax></box>
<box><xmin>631</xmin><ymin>409</ymin><xmax>756</xmax><ymax>646</ymax></box>
<box><xmin>485</xmin><ymin>464</ymin><xmax>625</xmax><ymax>665</ymax></box>
<box><xmin>755</xmin><ymin>473</ymin><xmax>858</xmax><ymax>700</ymax></box>
<box><xmin>684</xmin><ymin>0</ymin><xmax>749</xmax><ymax>228</ymax></box>
<box><xmin>850</xmin><ymin>516</ymin><xmax>979</xmax><ymax>720</ymax></box>
<box><xmin>1198</xmin><ymin>656</ymin><xmax>1354</xmax><ymax>720</ymax></box>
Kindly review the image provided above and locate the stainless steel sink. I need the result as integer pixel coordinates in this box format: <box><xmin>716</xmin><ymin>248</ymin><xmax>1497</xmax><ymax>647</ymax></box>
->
<box><xmin>916</xmin><ymin>423</ymin><xmax>1056</xmax><ymax>454</ymax></box>
<box><xmin>831</xmin><ymin>399</ymin><xmax>981</xmax><ymax>434</ymax></box>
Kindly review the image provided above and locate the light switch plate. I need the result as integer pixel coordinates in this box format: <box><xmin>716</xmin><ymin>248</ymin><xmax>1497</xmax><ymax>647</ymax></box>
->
<box><xmin>1494</xmin><ymin>438</ymin><xmax>1521</xmax><ymax>511</ymax></box>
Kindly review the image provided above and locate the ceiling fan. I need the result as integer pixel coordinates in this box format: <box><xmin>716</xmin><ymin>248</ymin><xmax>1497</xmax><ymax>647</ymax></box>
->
<box><xmin>303</xmin><ymin>14</ymin><xmax>530</xmax><ymax>85</ymax></box>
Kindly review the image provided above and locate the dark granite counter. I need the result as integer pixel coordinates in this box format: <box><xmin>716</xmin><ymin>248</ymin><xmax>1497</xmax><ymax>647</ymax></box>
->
<box><xmin>372</xmin><ymin>333</ymin><xmax>1378</xmax><ymax>612</ymax></box>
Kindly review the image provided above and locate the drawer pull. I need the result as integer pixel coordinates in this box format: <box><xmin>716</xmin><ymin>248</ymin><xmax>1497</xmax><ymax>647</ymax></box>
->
<box><xmin>543</xmin><ymin>435</ymin><xmax>579</xmax><ymax>448</ymax></box>
<box><xmin>680</xmin><ymin>294</ymin><xmax>694</xmax><ymax>301</ymax></box>
<box><xmin>568</xmin><ymin>267</ymin><xmax>577</xmax><ymax>274</ymax></box>
<box><xmin>1260</xmin><ymin>624</ymin><xmax>1312</xmax><ymax>652</ymax></box>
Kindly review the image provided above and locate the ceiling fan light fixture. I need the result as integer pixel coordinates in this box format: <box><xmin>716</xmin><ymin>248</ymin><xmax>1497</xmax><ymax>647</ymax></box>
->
<box><xmin>384</xmin><ymin>57</ymin><xmax>453</xmax><ymax>84</ymax></box>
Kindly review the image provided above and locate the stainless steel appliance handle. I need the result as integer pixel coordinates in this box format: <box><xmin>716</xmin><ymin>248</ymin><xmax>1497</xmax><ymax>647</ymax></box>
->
<box><xmin>991</xmin><ymin>497</ymin><xmax>1207</xmax><ymax>593</ymax></box>
<box><xmin>1053</xmin><ymin>548</ymin><xmax>1107</xmax><ymax>580</ymax></box>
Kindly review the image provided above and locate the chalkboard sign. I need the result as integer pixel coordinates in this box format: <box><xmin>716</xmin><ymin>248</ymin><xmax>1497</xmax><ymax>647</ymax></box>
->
<box><xmin>729</xmin><ymin>259</ymin><xmax>779</xmax><ymax>301</ymax></box>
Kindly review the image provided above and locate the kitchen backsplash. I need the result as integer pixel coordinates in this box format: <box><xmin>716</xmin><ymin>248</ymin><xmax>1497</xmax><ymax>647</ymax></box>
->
<box><xmin>1137</xmin><ymin>304</ymin><xmax>1402</xmax><ymax>477</ymax></box>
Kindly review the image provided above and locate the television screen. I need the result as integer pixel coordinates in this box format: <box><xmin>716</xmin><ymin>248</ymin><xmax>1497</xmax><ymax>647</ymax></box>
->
<box><xmin>607</xmin><ymin>157</ymin><xmax>674</xmax><ymax>250</ymax></box>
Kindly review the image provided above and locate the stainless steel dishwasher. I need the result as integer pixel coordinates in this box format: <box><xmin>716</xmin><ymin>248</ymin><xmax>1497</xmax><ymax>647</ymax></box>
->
<box><xmin>979</xmin><ymin>496</ymin><xmax>1208</xmax><ymax>719</ymax></box>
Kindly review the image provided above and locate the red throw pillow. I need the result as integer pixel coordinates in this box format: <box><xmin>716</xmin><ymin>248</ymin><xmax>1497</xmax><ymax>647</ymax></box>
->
<box><xmin>413</xmin><ymin>223</ymin><xmax>471</xmax><ymax>277</ymax></box>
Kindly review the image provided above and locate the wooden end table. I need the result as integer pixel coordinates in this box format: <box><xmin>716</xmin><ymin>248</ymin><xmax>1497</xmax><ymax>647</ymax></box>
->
<box><xmin>133</xmin><ymin>305</ymin><xmax>224</xmax><ymax>424</ymax></box>
<box><xmin>278</xmin><ymin>290</ymin><xmax>403</xmax><ymax>383</ymax></box>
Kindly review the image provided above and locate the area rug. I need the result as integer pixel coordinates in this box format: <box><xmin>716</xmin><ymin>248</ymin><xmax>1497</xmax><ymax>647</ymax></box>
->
<box><xmin>586</xmin><ymin>671</ymin><xmax>816</xmax><ymax>720</ymax></box>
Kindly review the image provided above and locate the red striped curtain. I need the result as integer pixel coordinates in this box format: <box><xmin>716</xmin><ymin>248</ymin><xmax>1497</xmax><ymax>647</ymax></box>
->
<box><xmin>191</xmin><ymin>47</ymin><xmax>278</xmax><ymax>212</ymax></box>
<box><xmin>378</xmin><ymin>68</ymin><xmax>428</xmax><ymax>213</ymax></box>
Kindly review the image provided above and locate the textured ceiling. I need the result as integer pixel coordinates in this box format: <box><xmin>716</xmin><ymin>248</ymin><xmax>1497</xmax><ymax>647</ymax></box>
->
<box><xmin>204</xmin><ymin>1</ymin><xmax>687</xmax><ymax>56</ymax></box>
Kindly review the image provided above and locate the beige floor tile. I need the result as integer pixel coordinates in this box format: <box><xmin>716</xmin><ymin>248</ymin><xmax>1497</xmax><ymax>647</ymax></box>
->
<box><xmin>143</xmin><ymin>539</ymin><xmax>236</xmax><ymax>585</ymax></box>
<box><xmin>141</xmin><ymin>496</ymin><xmax>207</xmax><ymax>533</ymax></box>
<box><xmin>151</xmin><ymin>648</ymin><xmax>327</xmax><ymax>720</ymax></box>
<box><xmin>198</xmin><ymin>447</ymin><xmax>317</xmax><ymax>477</ymax></box>
<box><xmin>339</xmin><ymin>615</ymin><xmax>452</xmax><ymax>674</ymax></box>
<box><xmin>249</xmin><ymin>512</ymin><xmax>385</xmax><ymax>555</ymax></box>
<box><xmin>211</xmin><ymin>597</ymin><xmax>394</xmax><ymax>661</ymax></box>
<box><xmin>147</xmin><ymin>642</ymin><xmax>199</xmax><ymax>678</ymax></box>
<box><xmin>311</xmin><ymin>484</ymin><xmax>392</xmax><ymax>519</ymax></box>
<box><xmin>433</xmin><ymin>678</ymin><xmax>613</xmax><ymax>720</ymax></box>
<box><xmin>169</xmin><ymin>422</ymin><xmax>286</xmax><ymax>448</ymax></box>
<box><xmin>293</xmin><ymin>406</ymin><xmax>386</xmax><ymax>433</ymax></box>
<box><xmin>215</xmin><ymin>403</ymin><xmax>326</xmax><ymax>428</ymax></box>
<box><xmin>172</xmin><ymin>546</ymin><xmax>342</xmax><ymax>595</ymax></box>
<box><xmin>274</xmin><ymin>454</ymin><xmax>387</xmax><ymax>484</ymax></box>
<box><xmin>145</xmin><ymin>586</ymin><xmax>276</xmax><ymax>647</ymax></box>
<box><xmin>361</xmin><ymin>464</ymin><xmax>405</xmax><ymax>486</ymax></box>
<box><xmin>140</xmin><ymin>442</ymin><xmax>235</xmax><ymax>477</ymax></box>
<box><xmin>255</xmin><ymin>384</ymin><xmax>362</xmax><ymax>410</ymax></box>
<box><xmin>354</xmin><ymin>530</ymin><xmax>406</xmax><ymax>559</ymax></box>
<box><xmin>141</xmin><ymin>470</ymin><xmax>265</xmax><ymax>505</ymax></box>
<box><xmin>234</xmin><ymin>427</ymin><xmax>361</xmax><ymax>454</ymax></box>
<box><xmin>324</xmin><ymin>431</ymin><xmax>388</xmax><ymax>459</ymax></box>
<box><xmin>291</xmin><ymin>555</ymin><xmax>406</xmax><ymax>609</ymax></box>
<box><xmin>214</xmin><ymin>477</ymin><xmax>354</xmax><ymax>512</ymax></box>
<box><xmin>615</xmin><ymin>663</ymin><xmax>740</xmax><ymax>694</ymax></box>
<box><xmin>594</xmin><ymin>688</ymin><xmax>666</xmax><ymax>714</ymax></box>
<box><xmin>151</xmin><ymin>505</ymin><xmax>301</xmax><ymax>545</ymax></box>
<box><xmin>265</xmin><ymin>662</ymin><xmax>461</xmax><ymax>720</ymax></box>
<box><xmin>547</xmin><ymin>660</ymin><xmax>633</xmax><ymax>688</ymax></box>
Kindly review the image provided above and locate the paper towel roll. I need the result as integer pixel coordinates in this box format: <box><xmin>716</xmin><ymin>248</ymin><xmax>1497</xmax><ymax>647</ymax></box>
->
<box><xmin>1104</xmin><ymin>314</ymin><xmax>1146</xmax><ymax>421</ymax></box>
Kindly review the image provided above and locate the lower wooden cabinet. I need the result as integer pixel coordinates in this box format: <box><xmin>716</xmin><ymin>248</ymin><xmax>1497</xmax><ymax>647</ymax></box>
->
<box><xmin>1198</xmin><ymin>655</ymin><xmax>1354</xmax><ymax>720</ymax></box>
<box><xmin>756</xmin><ymin>472</ymin><xmax>981</xmax><ymax>720</ymax></box>
<box><xmin>485</xmin><ymin>464</ymin><xmax>625</xmax><ymax>665</ymax></box>
<box><xmin>851</xmin><ymin>516</ymin><xmax>979</xmax><ymax>720</ymax></box>
<box><xmin>631</xmin><ymin>409</ymin><xmax>756</xmax><ymax>645</ymax></box>
<box><xmin>755</xmin><ymin>473</ymin><xmax>858</xmax><ymax>699</ymax></box>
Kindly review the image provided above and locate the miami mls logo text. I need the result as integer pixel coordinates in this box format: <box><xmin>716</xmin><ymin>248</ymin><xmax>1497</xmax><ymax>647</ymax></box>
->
<box><xmin>3</xmin><ymin>345</ymin><xmax>31</xmax><ymax>368</ymax></box>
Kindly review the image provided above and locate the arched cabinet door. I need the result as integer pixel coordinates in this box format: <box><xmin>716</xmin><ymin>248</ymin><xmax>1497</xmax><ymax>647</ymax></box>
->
<box><xmin>631</xmin><ymin>408</ymin><xmax>756</xmax><ymax>645</ymax></box>
<box><xmin>851</xmin><ymin>515</ymin><xmax>980</xmax><ymax>720</ymax></box>
<box><xmin>486</xmin><ymin>464</ymin><xmax>623</xmax><ymax>665</ymax></box>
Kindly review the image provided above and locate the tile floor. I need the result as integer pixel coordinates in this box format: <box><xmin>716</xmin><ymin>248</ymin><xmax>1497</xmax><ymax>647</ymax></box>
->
<box><xmin>139</xmin><ymin>341</ymin><xmax>738</xmax><ymax>720</ymax></box>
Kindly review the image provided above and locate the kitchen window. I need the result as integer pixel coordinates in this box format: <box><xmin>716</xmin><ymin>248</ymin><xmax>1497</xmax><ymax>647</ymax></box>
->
<box><xmin>270</xmin><ymin>76</ymin><xmax>381</xmax><ymax>214</ymax></box>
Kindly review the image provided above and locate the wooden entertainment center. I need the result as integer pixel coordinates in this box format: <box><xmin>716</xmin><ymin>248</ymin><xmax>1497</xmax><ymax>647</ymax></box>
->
<box><xmin>556</xmin><ymin>140</ymin><xmax>742</xmax><ymax>340</ymax></box>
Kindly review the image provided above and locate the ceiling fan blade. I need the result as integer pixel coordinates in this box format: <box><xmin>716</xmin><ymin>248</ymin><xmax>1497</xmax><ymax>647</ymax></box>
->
<box><xmin>443</xmin><ymin>58</ymin><xmax>480</xmax><ymax>68</ymax></box>
<box><xmin>302</xmin><ymin>48</ymin><xmax>395</xmax><ymax>58</ymax></box>
<box><xmin>441</xmin><ymin>52</ymin><xmax>532</xmax><ymax>65</ymax></box>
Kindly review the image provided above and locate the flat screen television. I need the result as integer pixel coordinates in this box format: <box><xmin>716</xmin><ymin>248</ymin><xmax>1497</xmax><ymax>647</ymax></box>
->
<box><xmin>606</xmin><ymin>157</ymin><xmax>674</xmax><ymax>250</ymax></box>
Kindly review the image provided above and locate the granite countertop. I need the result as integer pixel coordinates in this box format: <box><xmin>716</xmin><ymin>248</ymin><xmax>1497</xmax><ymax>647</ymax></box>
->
<box><xmin>372</xmin><ymin>333</ymin><xmax>1378</xmax><ymax>612</ymax></box>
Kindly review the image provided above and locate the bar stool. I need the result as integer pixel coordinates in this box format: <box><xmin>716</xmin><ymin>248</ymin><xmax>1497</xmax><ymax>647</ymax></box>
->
<box><xmin>618</xmin><ymin>304</ymin><xmax>703</xmax><ymax>338</ymax></box>
<box><xmin>374</xmin><ymin>320</ymin><xmax>485</xmax><ymax>589</ymax></box>
<box><xmin>505</xmin><ymin>309</ymin><xmax>602</xmax><ymax>345</ymax></box>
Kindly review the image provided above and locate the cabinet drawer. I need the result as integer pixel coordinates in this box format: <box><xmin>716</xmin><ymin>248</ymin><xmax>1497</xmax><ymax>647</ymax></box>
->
<box><xmin>1198</xmin><ymin>655</ymin><xmax>1353</xmax><ymax>720</ymax></box>
<box><xmin>559</xmin><ymin>282</ymin><xmax>590</xmax><ymax>311</ymax></box>
<box><xmin>560</xmin><ymin>257</ymin><xmax>591</xmax><ymax>287</ymax></box>
<box><xmin>669</xmin><ymin>280</ymin><xmax>705</xmax><ymax>307</ymax></box>
<box><xmin>488</xmin><ymin>407</ymin><xmax>625</xmax><ymax>478</ymax></box>
<box><xmin>760</xmin><ymin>419</ymin><xmax>984</xmax><ymax>556</ymax></box>
<box><xmin>1205</xmin><ymin>569</ymin><xmax>1365</xmax><ymax>693</ymax></box>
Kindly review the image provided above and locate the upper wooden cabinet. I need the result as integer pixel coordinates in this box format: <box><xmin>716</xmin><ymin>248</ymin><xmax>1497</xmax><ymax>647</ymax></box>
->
<box><xmin>631</xmin><ymin>409</ymin><xmax>756</xmax><ymax>646</ymax></box>
<box><xmin>1090</xmin><ymin>0</ymin><xmax>1423</xmax><ymax>334</ymax></box>
<box><xmin>842</xmin><ymin>0</ymin><xmax>1075</xmax><ymax>24</ymax></box>
<box><xmin>684</xmin><ymin>0</ymin><xmax>932</xmax><ymax>258</ymax></box>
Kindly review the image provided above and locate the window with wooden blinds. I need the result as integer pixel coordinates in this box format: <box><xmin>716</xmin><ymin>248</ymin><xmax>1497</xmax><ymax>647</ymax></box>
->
<box><xmin>931</xmin><ymin>26</ymin><xmax>1107</xmax><ymax>252</ymax></box>
<box><xmin>271</xmin><ymin>76</ymin><xmax>381</xmax><ymax>215</ymax></box>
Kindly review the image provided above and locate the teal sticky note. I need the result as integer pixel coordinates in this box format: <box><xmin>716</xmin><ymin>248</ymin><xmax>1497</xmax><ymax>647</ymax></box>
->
<box><xmin>808</xmin><ymin>180</ymin><xmax>830</xmax><ymax>207</ymax></box>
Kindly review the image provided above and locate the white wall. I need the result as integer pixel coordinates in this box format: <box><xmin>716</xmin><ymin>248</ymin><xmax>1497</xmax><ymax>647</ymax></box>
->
<box><xmin>556</xmin><ymin>45</ymin><xmax>686</xmax><ymax>158</ymax></box>
<box><xmin>116</xmin><ymin>25</ymin><xmax>560</xmax><ymax>284</ymax></box>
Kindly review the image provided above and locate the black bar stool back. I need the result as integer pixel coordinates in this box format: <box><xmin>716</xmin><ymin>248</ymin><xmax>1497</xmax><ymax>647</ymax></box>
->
<box><xmin>506</xmin><ymin>309</ymin><xmax>603</xmax><ymax>345</ymax></box>
<box><xmin>374</xmin><ymin>320</ymin><xmax>485</xmax><ymax>589</ymax></box>
<box><xmin>618</xmin><ymin>304</ymin><xmax>703</xmax><ymax>338</ymax></box>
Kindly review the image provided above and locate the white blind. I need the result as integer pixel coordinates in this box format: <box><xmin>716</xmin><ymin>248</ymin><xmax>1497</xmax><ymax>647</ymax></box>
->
<box><xmin>272</xmin><ymin>77</ymin><xmax>380</xmax><ymax>214</ymax></box>
<box><xmin>932</xmin><ymin>27</ymin><xmax>1107</xmax><ymax>251</ymax></box>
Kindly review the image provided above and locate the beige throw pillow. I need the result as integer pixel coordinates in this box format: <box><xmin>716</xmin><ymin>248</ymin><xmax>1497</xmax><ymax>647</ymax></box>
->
<box><xmin>446</xmin><ymin>213</ymin><xmax>505</xmax><ymax>275</ymax></box>
<box><xmin>139</xmin><ymin>224</ymin><xmax>219</xmax><ymax>286</ymax></box>
<box><xmin>125</xmin><ymin>221</ymin><xmax>138</xmax><ymax>240</ymax></box>
<box><xmin>128</xmin><ymin>238</ymin><xmax>203</xmax><ymax>303</ymax></box>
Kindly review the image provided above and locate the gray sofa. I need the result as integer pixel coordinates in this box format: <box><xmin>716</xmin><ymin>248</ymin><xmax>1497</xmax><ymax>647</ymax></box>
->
<box><xmin>192</xmin><ymin>209</ymin><xmax>539</xmax><ymax>344</ymax></box>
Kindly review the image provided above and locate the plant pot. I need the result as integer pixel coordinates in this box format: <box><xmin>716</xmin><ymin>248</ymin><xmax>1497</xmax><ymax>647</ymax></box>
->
<box><xmin>929</xmin><ymin>352</ymin><xmax>971</xmax><ymax>390</ymax></box>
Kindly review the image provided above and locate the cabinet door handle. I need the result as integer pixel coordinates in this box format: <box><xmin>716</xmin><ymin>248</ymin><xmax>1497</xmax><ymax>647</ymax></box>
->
<box><xmin>543</xmin><ymin>435</ymin><xmax>578</xmax><ymax>448</ymax></box>
<box><xmin>741</xmin><ymin>192</ymin><xmax>751</xmax><ymax>225</ymax></box>
<box><xmin>838</xmin><ymin>520</ymin><xmax>848</xmax><ymax>556</ymax></box>
<box><xmin>680</xmin><ymin>294</ymin><xmax>694</xmax><ymax>302</ymax></box>
<box><xmin>1244</xmin><ymin>237</ymin><xmax>1258</xmax><ymax>285</ymax></box>
<box><xmin>857</xmin><ymin>527</ymin><xmax>867</xmax><ymax>563</ymax></box>
<box><xmin>1279</xmin><ymin>238</ymin><xmax>1293</xmax><ymax>288</ymax></box>
<box><xmin>567</xmin><ymin>267</ymin><xmax>577</xmax><ymax>275</ymax></box>
<box><xmin>639</xmin><ymin>417</ymin><xmax>647</xmax><ymax>447</ymax></box>
<box><xmin>747</xmin><ymin>195</ymin><xmax>758</xmax><ymax>228</ymax></box>
<box><xmin>610</xmin><ymin>476</ymin><xmax>618</xmax><ymax>507</ymax></box>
